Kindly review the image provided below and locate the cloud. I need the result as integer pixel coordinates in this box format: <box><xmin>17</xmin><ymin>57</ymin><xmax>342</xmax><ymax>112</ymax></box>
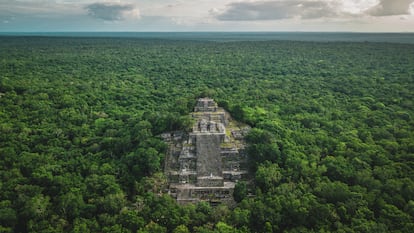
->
<box><xmin>86</xmin><ymin>2</ymin><xmax>140</xmax><ymax>21</ymax></box>
<box><xmin>0</xmin><ymin>0</ymin><xmax>84</xmax><ymax>16</ymax></box>
<box><xmin>366</xmin><ymin>0</ymin><xmax>414</xmax><ymax>16</ymax></box>
<box><xmin>215</xmin><ymin>0</ymin><xmax>342</xmax><ymax>21</ymax></box>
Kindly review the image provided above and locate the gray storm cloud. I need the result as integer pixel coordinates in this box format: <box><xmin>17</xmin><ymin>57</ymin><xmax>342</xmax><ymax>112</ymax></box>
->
<box><xmin>86</xmin><ymin>2</ymin><xmax>140</xmax><ymax>21</ymax></box>
<box><xmin>367</xmin><ymin>0</ymin><xmax>414</xmax><ymax>16</ymax></box>
<box><xmin>216</xmin><ymin>0</ymin><xmax>340</xmax><ymax>21</ymax></box>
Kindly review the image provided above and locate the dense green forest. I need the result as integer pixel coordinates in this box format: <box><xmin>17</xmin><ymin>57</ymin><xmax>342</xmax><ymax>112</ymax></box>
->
<box><xmin>0</xmin><ymin>36</ymin><xmax>413</xmax><ymax>233</ymax></box>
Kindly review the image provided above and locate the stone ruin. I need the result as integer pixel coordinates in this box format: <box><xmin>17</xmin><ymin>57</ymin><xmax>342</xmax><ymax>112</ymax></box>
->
<box><xmin>162</xmin><ymin>98</ymin><xmax>250</xmax><ymax>204</ymax></box>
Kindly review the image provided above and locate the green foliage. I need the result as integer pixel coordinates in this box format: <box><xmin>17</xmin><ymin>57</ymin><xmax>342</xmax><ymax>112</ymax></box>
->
<box><xmin>233</xmin><ymin>182</ymin><xmax>247</xmax><ymax>203</ymax></box>
<box><xmin>173</xmin><ymin>225</ymin><xmax>190</xmax><ymax>233</ymax></box>
<box><xmin>255</xmin><ymin>162</ymin><xmax>282</xmax><ymax>192</ymax></box>
<box><xmin>246</xmin><ymin>129</ymin><xmax>281</xmax><ymax>170</ymax></box>
<box><xmin>137</xmin><ymin>221</ymin><xmax>166</xmax><ymax>233</ymax></box>
<box><xmin>1</xmin><ymin>36</ymin><xmax>413</xmax><ymax>232</ymax></box>
<box><xmin>215</xmin><ymin>221</ymin><xmax>238</xmax><ymax>233</ymax></box>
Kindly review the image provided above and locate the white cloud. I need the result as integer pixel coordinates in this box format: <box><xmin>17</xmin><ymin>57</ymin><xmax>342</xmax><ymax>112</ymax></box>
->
<box><xmin>0</xmin><ymin>0</ymin><xmax>85</xmax><ymax>16</ymax></box>
<box><xmin>215</xmin><ymin>0</ymin><xmax>344</xmax><ymax>21</ymax></box>
<box><xmin>366</xmin><ymin>0</ymin><xmax>414</xmax><ymax>16</ymax></box>
<box><xmin>86</xmin><ymin>2</ymin><xmax>140</xmax><ymax>21</ymax></box>
<box><xmin>214</xmin><ymin>0</ymin><xmax>414</xmax><ymax>21</ymax></box>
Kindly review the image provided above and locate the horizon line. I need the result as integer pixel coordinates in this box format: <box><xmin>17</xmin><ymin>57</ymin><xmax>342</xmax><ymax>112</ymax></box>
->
<box><xmin>1</xmin><ymin>31</ymin><xmax>414</xmax><ymax>34</ymax></box>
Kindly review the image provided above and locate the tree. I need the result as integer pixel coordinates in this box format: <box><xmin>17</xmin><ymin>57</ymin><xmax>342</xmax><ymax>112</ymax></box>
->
<box><xmin>173</xmin><ymin>225</ymin><xmax>190</xmax><ymax>233</ymax></box>
<box><xmin>119</xmin><ymin>209</ymin><xmax>145</xmax><ymax>232</ymax></box>
<box><xmin>314</xmin><ymin>181</ymin><xmax>353</xmax><ymax>204</ymax></box>
<box><xmin>233</xmin><ymin>182</ymin><xmax>247</xmax><ymax>202</ymax></box>
<box><xmin>255</xmin><ymin>162</ymin><xmax>282</xmax><ymax>192</ymax></box>
<box><xmin>0</xmin><ymin>201</ymin><xmax>17</xmax><ymax>229</ymax></box>
<box><xmin>137</xmin><ymin>221</ymin><xmax>167</xmax><ymax>233</ymax></box>
<box><xmin>230</xmin><ymin>208</ymin><xmax>249</xmax><ymax>228</ymax></box>
<box><xmin>57</xmin><ymin>188</ymin><xmax>85</xmax><ymax>220</ymax></box>
<box><xmin>245</xmin><ymin>129</ymin><xmax>281</xmax><ymax>170</ymax></box>
<box><xmin>215</xmin><ymin>221</ymin><xmax>238</xmax><ymax>233</ymax></box>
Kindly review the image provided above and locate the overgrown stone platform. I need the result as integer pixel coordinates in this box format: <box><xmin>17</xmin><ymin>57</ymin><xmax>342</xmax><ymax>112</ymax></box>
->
<box><xmin>162</xmin><ymin>98</ymin><xmax>250</xmax><ymax>204</ymax></box>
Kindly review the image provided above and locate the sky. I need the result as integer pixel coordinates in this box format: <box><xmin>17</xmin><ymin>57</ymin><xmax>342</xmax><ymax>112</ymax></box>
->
<box><xmin>1</xmin><ymin>0</ymin><xmax>414</xmax><ymax>32</ymax></box>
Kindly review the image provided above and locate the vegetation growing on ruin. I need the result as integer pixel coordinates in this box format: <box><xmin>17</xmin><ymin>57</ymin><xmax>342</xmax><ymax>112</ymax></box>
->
<box><xmin>0</xmin><ymin>36</ymin><xmax>413</xmax><ymax>232</ymax></box>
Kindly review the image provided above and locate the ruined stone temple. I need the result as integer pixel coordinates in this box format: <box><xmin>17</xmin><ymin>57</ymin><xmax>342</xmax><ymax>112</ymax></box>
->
<box><xmin>162</xmin><ymin>98</ymin><xmax>250</xmax><ymax>204</ymax></box>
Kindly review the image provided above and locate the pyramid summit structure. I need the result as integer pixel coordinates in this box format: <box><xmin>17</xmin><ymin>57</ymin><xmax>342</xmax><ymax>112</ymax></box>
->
<box><xmin>162</xmin><ymin>98</ymin><xmax>250</xmax><ymax>204</ymax></box>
